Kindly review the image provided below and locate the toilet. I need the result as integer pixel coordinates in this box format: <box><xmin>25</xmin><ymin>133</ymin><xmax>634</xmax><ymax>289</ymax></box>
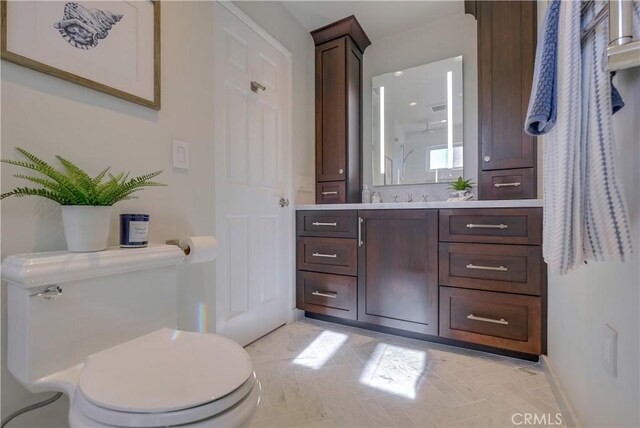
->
<box><xmin>1</xmin><ymin>245</ymin><xmax>260</xmax><ymax>427</ymax></box>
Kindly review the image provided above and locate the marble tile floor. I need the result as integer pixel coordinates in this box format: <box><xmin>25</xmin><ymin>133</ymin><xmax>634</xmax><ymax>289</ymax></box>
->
<box><xmin>245</xmin><ymin>319</ymin><xmax>564</xmax><ymax>428</ymax></box>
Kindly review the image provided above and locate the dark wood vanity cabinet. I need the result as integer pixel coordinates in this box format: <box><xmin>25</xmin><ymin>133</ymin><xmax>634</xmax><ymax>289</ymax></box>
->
<box><xmin>467</xmin><ymin>1</ymin><xmax>538</xmax><ymax>200</ymax></box>
<box><xmin>296</xmin><ymin>210</ymin><xmax>359</xmax><ymax>320</ymax></box>
<box><xmin>296</xmin><ymin>207</ymin><xmax>546</xmax><ymax>358</ymax></box>
<box><xmin>312</xmin><ymin>17</ymin><xmax>370</xmax><ymax>204</ymax></box>
<box><xmin>440</xmin><ymin>287</ymin><xmax>541</xmax><ymax>354</ymax></box>
<box><xmin>438</xmin><ymin>208</ymin><xmax>545</xmax><ymax>355</ymax></box>
<box><xmin>357</xmin><ymin>210</ymin><xmax>439</xmax><ymax>335</ymax></box>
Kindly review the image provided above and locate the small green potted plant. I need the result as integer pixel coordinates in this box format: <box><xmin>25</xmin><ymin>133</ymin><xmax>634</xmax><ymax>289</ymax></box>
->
<box><xmin>447</xmin><ymin>176</ymin><xmax>474</xmax><ymax>202</ymax></box>
<box><xmin>1</xmin><ymin>148</ymin><xmax>165</xmax><ymax>252</ymax></box>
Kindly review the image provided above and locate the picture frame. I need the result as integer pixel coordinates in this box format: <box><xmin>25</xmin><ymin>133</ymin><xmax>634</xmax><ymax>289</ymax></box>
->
<box><xmin>1</xmin><ymin>1</ymin><xmax>161</xmax><ymax>110</ymax></box>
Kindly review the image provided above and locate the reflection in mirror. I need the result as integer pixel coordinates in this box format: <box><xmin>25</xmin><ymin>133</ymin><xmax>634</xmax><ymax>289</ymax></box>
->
<box><xmin>372</xmin><ymin>56</ymin><xmax>463</xmax><ymax>186</ymax></box>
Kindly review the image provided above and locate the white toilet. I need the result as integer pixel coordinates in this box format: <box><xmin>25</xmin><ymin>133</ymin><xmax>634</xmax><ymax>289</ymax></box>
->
<box><xmin>1</xmin><ymin>245</ymin><xmax>260</xmax><ymax>427</ymax></box>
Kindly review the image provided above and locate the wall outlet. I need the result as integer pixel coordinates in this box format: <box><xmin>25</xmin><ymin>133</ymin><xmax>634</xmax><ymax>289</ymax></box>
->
<box><xmin>602</xmin><ymin>324</ymin><xmax>618</xmax><ymax>377</ymax></box>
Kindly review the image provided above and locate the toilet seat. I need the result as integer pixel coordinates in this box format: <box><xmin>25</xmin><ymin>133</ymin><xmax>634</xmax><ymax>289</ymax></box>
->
<box><xmin>72</xmin><ymin>328</ymin><xmax>257</xmax><ymax>427</ymax></box>
<box><xmin>73</xmin><ymin>372</ymin><xmax>258</xmax><ymax>427</ymax></box>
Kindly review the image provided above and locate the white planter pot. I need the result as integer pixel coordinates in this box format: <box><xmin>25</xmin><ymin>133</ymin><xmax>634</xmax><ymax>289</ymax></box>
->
<box><xmin>61</xmin><ymin>206</ymin><xmax>112</xmax><ymax>252</ymax></box>
<box><xmin>447</xmin><ymin>190</ymin><xmax>474</xmax><ymax>202</ymax></box>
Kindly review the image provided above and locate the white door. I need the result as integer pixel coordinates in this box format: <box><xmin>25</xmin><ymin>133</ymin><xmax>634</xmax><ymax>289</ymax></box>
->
<box><xmin>212</xmin><ymin>3</ymin><xmax>293</xmax><ymax>346</ymax></box>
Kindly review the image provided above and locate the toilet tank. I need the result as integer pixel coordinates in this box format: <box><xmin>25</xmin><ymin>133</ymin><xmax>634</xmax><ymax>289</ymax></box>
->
<box><xmin>1</xmin><ymin>245</ymin><xmax>184</xmax><ymax>388</ymax></box>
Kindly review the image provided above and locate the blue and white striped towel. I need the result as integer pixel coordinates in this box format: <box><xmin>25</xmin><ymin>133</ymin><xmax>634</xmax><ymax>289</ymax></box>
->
<box><xmin>525</xmin><ymin>0</ymin><xmax>561</xmax><ymax>136</ymax></box>
<box><xmin>541</xmin><ymin>0</ymin><xmax>634</xmax><ymax>274</ymax></box>
<box><xmin>542</xmin><ymin>0</ymin><xmax>583</xmax><ymax>273</ymax></box>
<box><xmin>526</xmin><ymin>0</ymin><xmax>626</xmax><ymax>137</ymax></box>
<box><xmin>581</xmin><ymin>2</ymin><xmax>633</xmax><ymax>264</ymax></box>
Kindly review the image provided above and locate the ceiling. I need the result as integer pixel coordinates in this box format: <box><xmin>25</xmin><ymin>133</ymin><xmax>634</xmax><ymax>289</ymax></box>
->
<box><xmin>280</xmin><ymin>1</ymin><xmax>463</xmax><ymax>43</ymax></box>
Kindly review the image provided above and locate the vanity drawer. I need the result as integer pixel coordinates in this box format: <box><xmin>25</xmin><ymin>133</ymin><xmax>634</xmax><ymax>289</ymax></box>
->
<box><xmin>297</xmin><ymin>237</ymin><xmax>357</xmax><ymax>276</ymax></box>
<box><xmin>439</xmin><ymin>243</ymin><xmax>541</xmax><ymax>295</ymax></box>
<box><xmin>297</xmin><ymin>271</ymin><xmax>357</xmax><ymax>320</ymax></box>
<box><xmin>440</xmin><ymin>287</ymin><xmax>541</xmax><ymax>354</ymax></box>
<box><xmin>316</xmin><ymin>182</ymin><xmax>346</xmax><ymax>204</ymax></box>
<box><xmin>439</xmin><ymin>208</ymin><xmax>542</xmax><ymax>245</ymax></box>
<box><xmin>479</xmin><ymin>168</ymin><xmax>535</xmax><ymax>200</ymax></box>
<box><xmin>297</xmin><ymin>210</ymin><xmax>357</xmax><ymax>238</ymax></box>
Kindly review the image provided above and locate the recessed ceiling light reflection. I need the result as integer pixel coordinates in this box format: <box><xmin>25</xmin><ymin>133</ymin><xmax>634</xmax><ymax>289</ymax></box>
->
<box><xmin>409</xmin><ymin>102</ymin><xmax>417</xmax><ymax>106</ymax></box>
<box><xmin>394</xmin><ymin>71</ymin><xmax>404</xmax><ymax>77</ymax></box>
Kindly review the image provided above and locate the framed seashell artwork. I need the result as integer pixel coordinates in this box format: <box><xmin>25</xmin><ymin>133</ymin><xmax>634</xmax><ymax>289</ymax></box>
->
<box><xmin>1</xmin><ymin>1</ymin><xmax>160</xmax><ymax>110</ymax></box>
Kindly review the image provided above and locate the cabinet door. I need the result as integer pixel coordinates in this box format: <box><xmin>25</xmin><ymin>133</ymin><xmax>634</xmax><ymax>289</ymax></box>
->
<box><xmin>316</xmin><ymin>38</ymin><xmax>347</xmax><ymax>182</ymax></box>
<box><xmin>358</xmin><ymin>210</ymin><xmax>439</xmax><ymax>335</ymax></box>
<box><xmin>344</xmin><ymin>37</ymin><xmax>362</xmax><ymax>203</ymax></box>
<box><xmin>478</xmin><ymin>1</ymin><xmax>536</xmax><ymax>172</ymax></box>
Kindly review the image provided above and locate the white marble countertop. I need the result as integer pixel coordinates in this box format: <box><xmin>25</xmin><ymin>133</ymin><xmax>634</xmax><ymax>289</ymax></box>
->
<box><xmin>295</xmin><ymin>199</ymin><xmax>543</xmax><ymax>210</ymax></box>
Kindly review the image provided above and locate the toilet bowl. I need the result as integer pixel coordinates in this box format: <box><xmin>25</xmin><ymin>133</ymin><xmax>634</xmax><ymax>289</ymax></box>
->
<box><xmin>67</xmin><ymin>329</ymin><xmax>260</xmax><ymax>428</ymax></box>
<box><xmin>1</xmin><ymin>245</ymin><xmax>260</xmax><ymax>428</ymax></box>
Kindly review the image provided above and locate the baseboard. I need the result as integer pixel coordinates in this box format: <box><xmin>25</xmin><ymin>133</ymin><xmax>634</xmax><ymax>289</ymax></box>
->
<box><xmin>289</xmin><ymin>308</ymin><xmax>305</xmax><ymax>322</ymax></box>
<box><xmin>540</xmin><ymin>355</ymin><xmax>582</xmax><ymax>427</ymax></box>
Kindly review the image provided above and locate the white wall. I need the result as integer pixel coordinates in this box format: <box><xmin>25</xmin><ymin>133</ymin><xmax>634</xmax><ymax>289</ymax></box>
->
<box><xmin>533</xmin><ymin>2</ymin><xmax>640</xmax><ymax>426</ymax></box>
<box><xmin>362</xmin><ymin>12</ymin><xmax>478</xmax><ymax>202</ymax></box>
<box><xmin>0</xmin><ymin>1</ymin><xmax>313</xmax><ymax>426</ymax></box>
<box><xmin>233</xmin><ymin>1</ymin><xmax>316</xmax><ymax>205</ymax></box>
<box><xmin>1</xmin><ymin>3</ymin><xmax>216</xmax><ymax>423</ymax></box>
<box><xmin>545</xmin><ymin>67</ymin><xmax>640</xmax><ymax>428</ymax></box>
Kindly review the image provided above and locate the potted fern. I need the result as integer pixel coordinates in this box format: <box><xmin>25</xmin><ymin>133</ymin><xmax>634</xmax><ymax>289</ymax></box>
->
<box><xmin>1</xmin><ymin>148</ymin><xmax>165</xmax><ymax>252</ymax></box>
<box><xmin>447</xmin><ymin>176</ymin><xmax>475</xmax><ymax>202</ymax></box>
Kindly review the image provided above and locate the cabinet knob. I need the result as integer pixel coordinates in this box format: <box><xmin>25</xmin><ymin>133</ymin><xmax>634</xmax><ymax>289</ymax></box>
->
<box><xmin>483</xmin><ymin>156</ymin><xmax>491</xmax><ymax>162</ymax></box>
<box><xmin>338</xmin><ymin>169</ymin><xmax>344</xmax><ymax>174</ymax></box>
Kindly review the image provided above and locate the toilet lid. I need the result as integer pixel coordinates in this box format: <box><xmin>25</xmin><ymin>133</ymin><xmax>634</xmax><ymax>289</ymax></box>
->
<box><xmin>74</xmin><ymin>372</ymin><xmax>258</xmax><ymax>427</ymax></box>
<box><xmin>78</xmin><ymin>328</ymin><xmax>253</xmax><ymax>413</ymax></box>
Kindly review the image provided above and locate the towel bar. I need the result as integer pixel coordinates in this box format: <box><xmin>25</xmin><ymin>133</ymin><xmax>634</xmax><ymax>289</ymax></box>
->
<box><xmin>580</xmin><ymin>0</ymin><xmax>639</xmax><ymax>70</ymax></box>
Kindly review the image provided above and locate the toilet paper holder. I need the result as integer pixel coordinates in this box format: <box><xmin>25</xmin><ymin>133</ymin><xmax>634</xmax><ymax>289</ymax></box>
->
<box><xmin>166</xmin><ymin>239</ymin><xmax>191</xmax><ymax>256</ymax></box>
<box><xmin>166</xmin><ymin>236</ymin><xmax>217</xmax><ymax>263</ymax></box>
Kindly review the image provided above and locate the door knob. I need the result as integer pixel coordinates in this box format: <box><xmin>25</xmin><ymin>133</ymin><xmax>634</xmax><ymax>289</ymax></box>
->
<box><xmin>279</xmin><ymin>197</ymin><xmax>289</xmax><ymax>207</ymax></box>
<box><xmin>251</xmin><ymin>81</ymin><xmax>266</xmax><ymax>93</ymax></box>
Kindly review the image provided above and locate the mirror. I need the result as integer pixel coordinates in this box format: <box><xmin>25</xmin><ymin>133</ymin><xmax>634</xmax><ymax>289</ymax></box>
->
<box><xmin>372</xmin><ymin>56</ymin><xmax>463</xmax><ymax>186</ymax></box>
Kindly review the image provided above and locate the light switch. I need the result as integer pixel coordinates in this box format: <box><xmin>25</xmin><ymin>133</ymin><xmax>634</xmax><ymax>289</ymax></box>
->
<box><xmin>172</xmin><ymin>140</ymin><xmax>190</xmax><ymax>170</ymax></box>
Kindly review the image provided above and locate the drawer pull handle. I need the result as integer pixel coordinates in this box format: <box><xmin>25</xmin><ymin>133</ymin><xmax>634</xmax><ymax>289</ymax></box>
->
<box><xmin>494</xmin><ymin>182</ymin><xmax>521</xmax><ymax>188</ymax></box>
<box><xmin>322</xmin><ymin>191</ymin><xmax>339</xmax><ymax>196</ymax></box>
<box><xmin>466</xmin><ymin>223</ymin><xmax>508</xmax><ymax>229</ymax></box>
<box><xmin>312</xmin><ymin>222</ymin><xmax>337</xmax><ymax>227</ymax></box>
<box><xmin>358</xmin><ymin>217</ymin><xmax>364</xmax><ymax>247</ymax></box>
<box><xmin>312</xmin><ymin>291</ymin><xmax>337</xmax><ymax>298</ymax></box>
<box><xmin>312</xmin><ymin>252</ymin><xmax>338</xmax><ymax>258</ymax></box>
<box><xmin>467</xmin><ymin>313</ymin><xmax>509</xmax><ymax>325</ymax></box>
<box><xmin>466</xmin><ymin>263</ymin><xmax>508</xmax><ymax>272</ymax></box>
